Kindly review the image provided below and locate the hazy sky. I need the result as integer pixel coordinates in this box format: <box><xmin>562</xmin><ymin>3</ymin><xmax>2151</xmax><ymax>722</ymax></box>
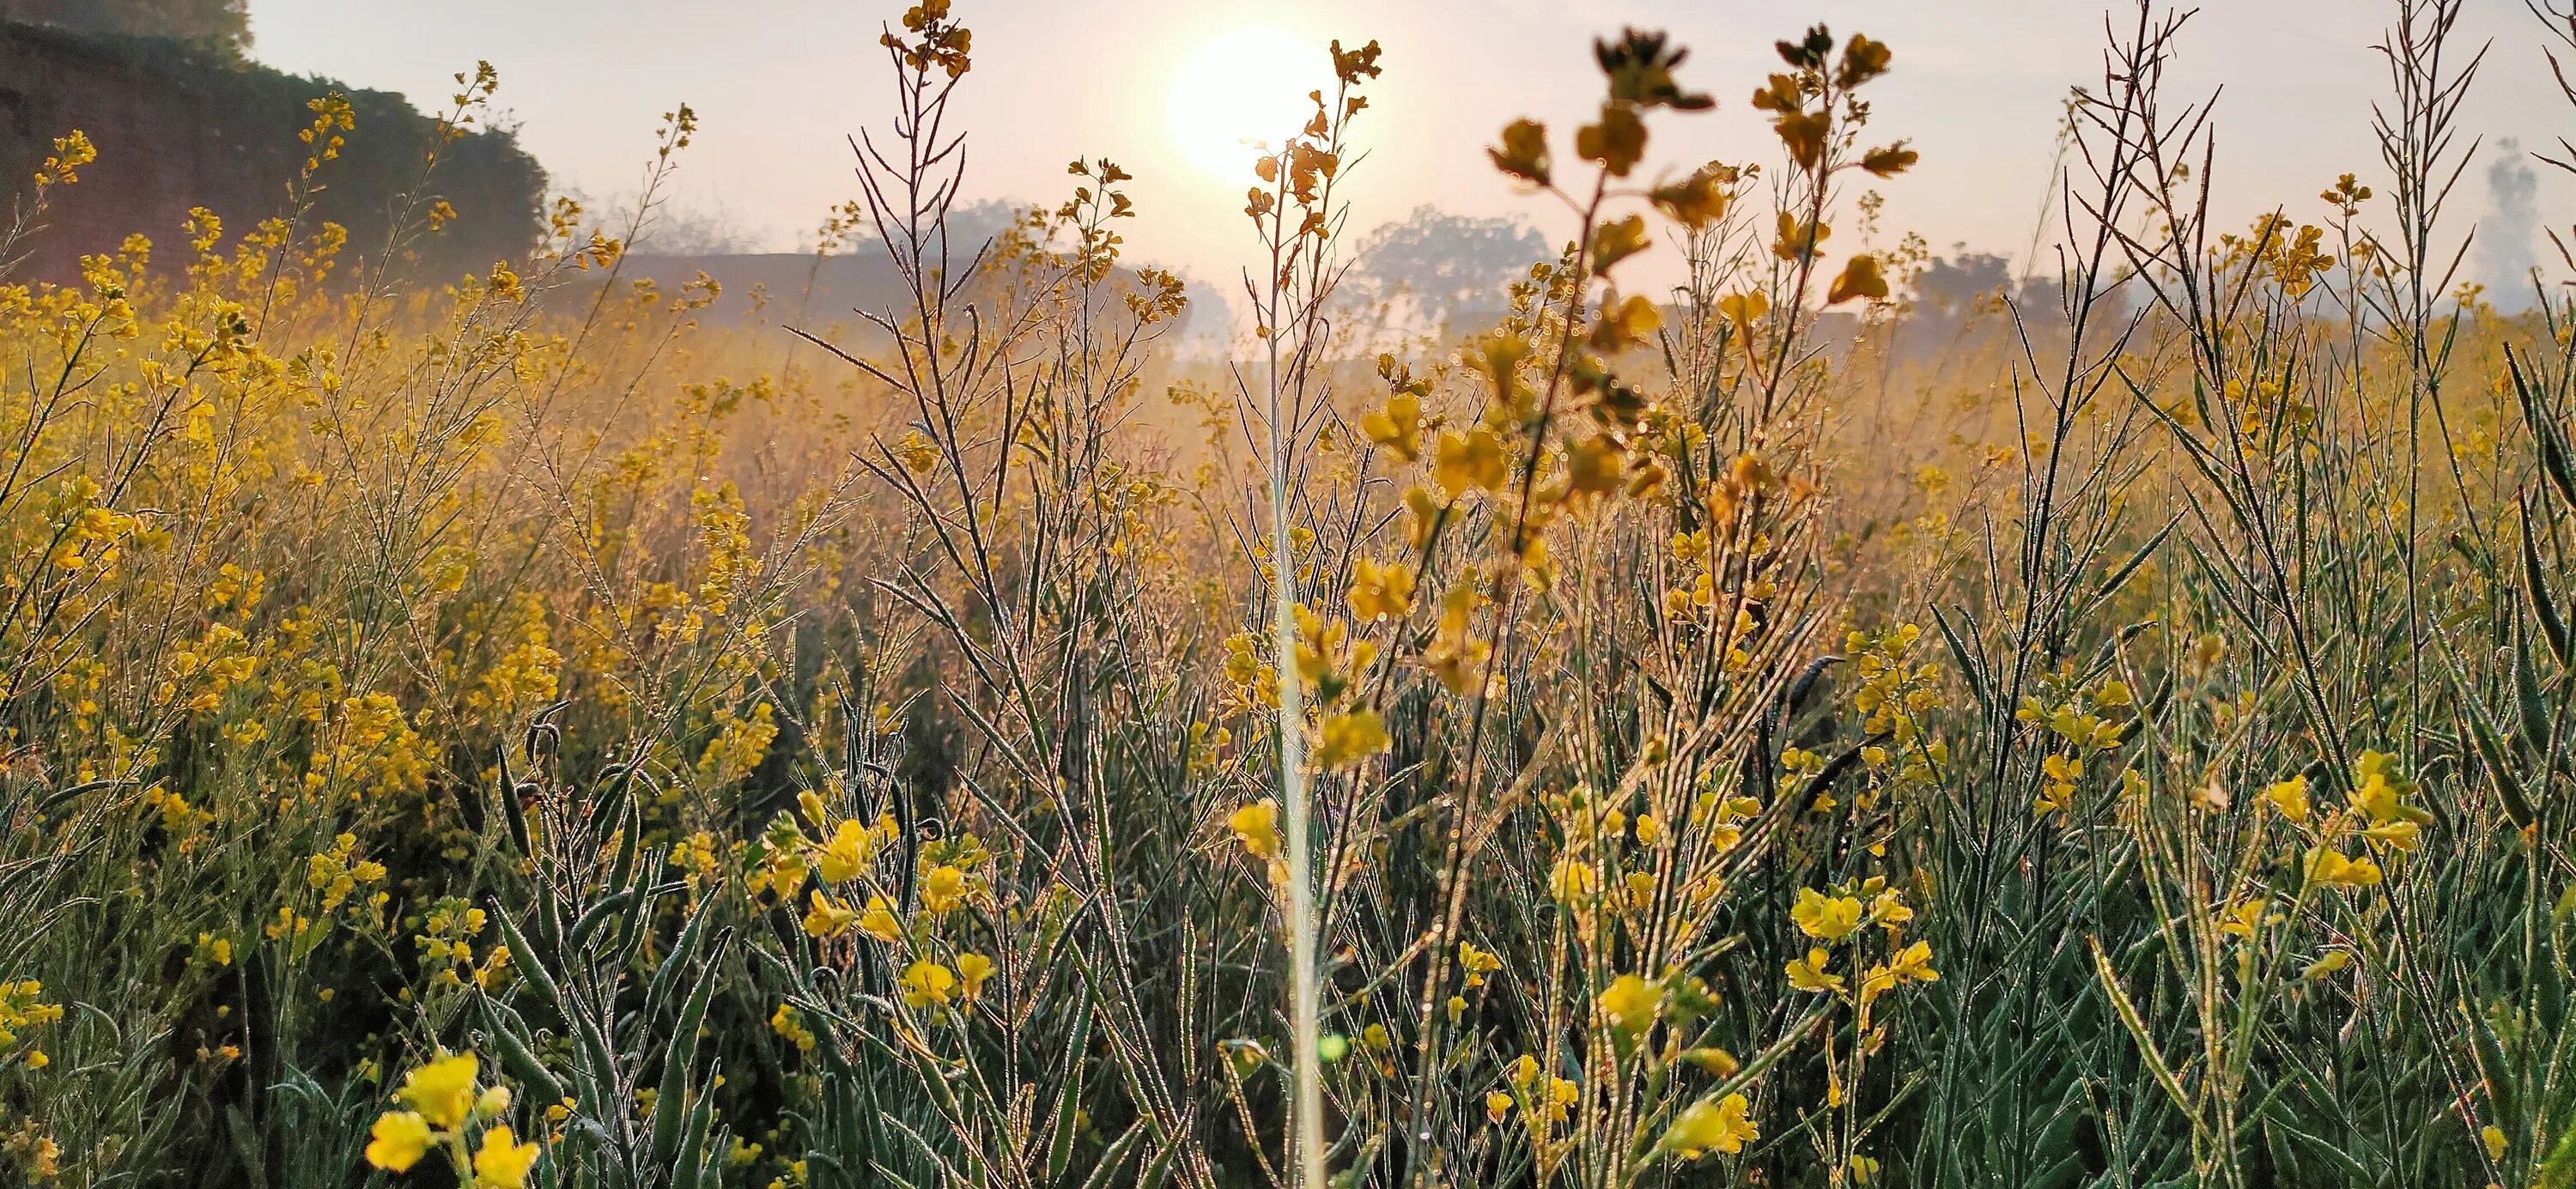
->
<box><xmin>252</xmin><ymin>0</ymin><xmax>2572</xmax><ymax>296</ymax></box>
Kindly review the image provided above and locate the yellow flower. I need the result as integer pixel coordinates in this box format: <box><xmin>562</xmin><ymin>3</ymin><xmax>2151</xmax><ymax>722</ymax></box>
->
<box><xmin>1786</xmin><ymin>948</ymin><xmax>1844</xmax><ymax>994</ymax></box>
<box><xmin>1718</xmin><ymin>289</ymin><xmax>1770</xmax><ymax>332</ymax></box>
<box><xmin>471</xmin><ymin>1125</ymin><xmax>541</xmax><ymax>1188</ymax></box>
<box><xmin>1661</xmin><ymin>1092</ymin><xmax>1759</xmax><ymax>1159</ymax></box>
<box><xmin>859</xmin><ymin>895</ymin><xmax>904</xmax><ymax>943</ymax></box>
<box><xmin>1827</xmin><ymin>253</ymin><xmax>1889</xmax><ymax>305</ymax></box>
<box><xmin>1590</xmin><ymin>214</ymin><xmax>1651</xmax><ymax>272</ymax></box>
<box><xmin>363</xmin><ymin>1111</ymin><xmax>433</xmax><ymax>1172</ymax></box>
<box><xmin>802</xmin><ymin>892</ymin><xmax>859</xmax><ymax>940</ymax></box>
<box><xmin>1433</xmin><ymin>428</ymin><xmax>1508</xmax><ymax>497</ymax></box>
<box><xmin>1649</xmin><ymin>162</ymin><xmax>1733</xmax><ymax>227</ymax></box>
<box><xmin>770</xmin><ymin>1004</ymin><xmax>817</xmax><ymax>1053</ymax></box>
<box><xmin>1549</xmin><ymin>858</ymin><xmax>1597</xmax><ymax>903</ymax></box>
<box><xmin>1575</xmin><ymin>101</ymin><xmax>1647</xmax><ymax>177</ymax></box>
<box><xmin>2362</xmin><ymin>819</ymin><xmax>2421</xmax><ymax>852</ymax></box>
<box><xmin>920</xmin><ymin>865</ymin><xmax>969</xmax><ymax>914</ymax></box>
<box><xmin>1791</xmin><ymin>889</ymin><xmax>1864</xmax><ymax>942</ymax></box>
<box><xmin>2219</xmin><ymin>899</ymin><xmax>2268</xmax><ymax>940</ymax></box>
<box><xmin>1488</xmin><ymin>117</ymin><xmax>1552</xmax><ymax>185</ymax></box>
<box><xmin>1485</xmin><ymin>1089</ymin><xmax>1513</xmax><ymax>1122</ymax></box>
<box><xmin>1623</xmin><ymin>870</ymin><xmax>1657</xmax><ymax>909</ymax></box>
<box><xmin>1358</xmin><ymin>393</ymin><xmax>1423</xmax><ymax>463</ymax></box>
<box><xmin>901</xmin><ymin>961</ymin><xmax>957</xmax><ymax>1010</ymax></box>
<box><xmin>1316</xmin><ymin>711</ymin><xmax>1391</xmax><ymax>768</ymax></box>
<box><xmin>815</xmin><ymin>818</ymin><xmax>875</xmax><ymax>883</ymax></box>
<box><xmin>1346</xmin><ymin>558</ymin><xmax>1416</xmax><ymax>623</ymax></box>
<box><xmin>1681</xmin><ymin>1046</ymin><xmax>1739</xmax><ymax>1076</ymax></box>
<box><xmin>396</xmin><ymin>1053</ymin><xmax>478</xmax><ymax>1128</ymax></box>
<box><xmin>19</xmin><ymin>1134</ymin><xmax>54</xmax><ymax>1178</ymax></box>
<box><xmin>2305</xmin><ymin>846</ymin><xmax>2383</xmax><ymax>889</ymax></box>
<box><xmin>1597</xmin><ymin>974</ymin><xmax>1662</xmax><ymax>1034</ymax></box>
<box><xmin>2263</xmin><ymin>775</ymin><xmax>2311</xmax><ymax>824</ymax></box>
<box><xmin>34</xmin><ymin>130</ymin><xmax>97</xmax><ymax>189</ymax></box>
<box><xmin>2348</xmin><ymin>751</ymin><xmax>2429</xmax><ymax>840</ymax></box>
<box><xmin>1545</xmin><ymin>1076</ymin><xmax>1579</xmax><ymax>1120</ymax></box>
<box><xmin>1229</xmin><ymin>799</ymin><xmax>1281</xmax><ymax>863</ymax></box>
<box><xmin>1459</xmin><ymin>941</ymin><xmax>1502</xmax><ymax>987</ymax></box>
<box><xmin>896</xmin><ymin>431</ymin><xmax>939</xmax><ymax>475</ymax></box>
<box><xmin>957</xmin><ymin>952</ymin><xmax>995</xmax><ymax>1000</ymax></box>
<box><xmin>1861</xmin><ymin>940</ymin><xmax>1941</xmax><ymax>1004</ymax></box>
<box><xmin>2301</xmin><ymin>949</ymin><xmax>2353</xmax><ymax>980</ymax></box>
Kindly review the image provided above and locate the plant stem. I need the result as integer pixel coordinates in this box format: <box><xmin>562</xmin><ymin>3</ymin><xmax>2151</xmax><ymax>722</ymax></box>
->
<box><xmin>1267</xmin><ymin>264</ymin><xmax>1325</xmax><ymax>1189</ymax></box>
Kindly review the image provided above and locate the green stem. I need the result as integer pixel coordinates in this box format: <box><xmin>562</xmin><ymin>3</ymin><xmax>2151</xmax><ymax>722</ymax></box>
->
<box><xmin>1265</xmin><ymin>189</ymin><xmax>1325</xmax><ymax>1189</ymax></box>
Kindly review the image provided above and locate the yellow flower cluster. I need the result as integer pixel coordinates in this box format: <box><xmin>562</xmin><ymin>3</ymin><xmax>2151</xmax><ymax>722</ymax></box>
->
<box><xmin>412</xmin><ymin>897</ymin><xmax>507</xmax><ymax>992</ymax></box>
<box><xmin>770</xmin><ymin>1004</ymin><xmax>817</xmax><ymax>1053</ymax></box>
<box><xmin>898</xmin><ymin>953</ymin><xmax>995</xmax><ymax>1010</ymax></box>
<box><xmin>0</xmin><ymin>981</ymin><xmax>64</xmax><ymax>1069</ymax></box>
<box><xmin>1229</xmin><ymin>798</ymin><xmax>1286</xmax><ymax>884</ymax></box>
<box><xmin>364</xmin><ymin>1053</ymin><xmax>538</xmax><ymax>1186</ymax></box>
<box><xmin>308</xmin><ymin>832</ymin><xmax>388</xmax><ymax>914</ymax></box>
<box><xmin>1786</xmin><ymin>878</ymin><xmax>1938</xmax><ymax>1010</ymax></box>
<box><xmin>2279</xmin><ymin>750</ymin><xmax>2430</xmax><ymax>890</ymax></box>
<box><xmin>1661</xmin><ymin>1092</ymin><xmax>1759</xmax><ymax>1160</ymax></box>
<box><xmin>2020</xmin><ymin>675</ymin><xmax>2131</xmax><ymax>816</ymax></box>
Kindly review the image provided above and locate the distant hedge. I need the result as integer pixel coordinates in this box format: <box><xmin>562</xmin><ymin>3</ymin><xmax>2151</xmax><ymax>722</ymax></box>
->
<box><xmin>0</xmin><ymin>18</ymin><xmax>544</xmax><ymax>284</ymax></box>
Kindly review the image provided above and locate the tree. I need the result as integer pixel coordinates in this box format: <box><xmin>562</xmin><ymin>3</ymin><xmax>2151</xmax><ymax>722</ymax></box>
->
<box><xmin>1340</xmin><ymin>204</ymin><xmax>1547</xmax><ymax>333</ymax></box>
<box><xmin>0</xmin><ymin>0</ymin><xmax>251</xmax><ymax>54</ymax></box>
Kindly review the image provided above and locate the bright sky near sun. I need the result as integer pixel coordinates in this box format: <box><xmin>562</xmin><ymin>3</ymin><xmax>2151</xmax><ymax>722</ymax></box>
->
<box><xmin>251</xmin><ymin>0</ymin><xmax>2571</xmax><ymax>295</ymax></box>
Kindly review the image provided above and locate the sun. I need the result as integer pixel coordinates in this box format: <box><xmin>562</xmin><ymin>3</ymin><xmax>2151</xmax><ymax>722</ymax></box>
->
<box><xmin>1165</xmin><ymin>27</ymin><xmax>1334</xmax><ymax>181</ymax></box>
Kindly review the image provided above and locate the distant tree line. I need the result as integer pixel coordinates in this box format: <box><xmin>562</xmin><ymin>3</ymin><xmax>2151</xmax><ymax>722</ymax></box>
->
<box><xmin>1340</xmin><ymin>205</ymin><xmax>1550</xmax><ymax>336</ymax></box>
<box><xmin>0</xmin><ymin>17</ymin><xmax>544</xmax><ymax>285</ymax></box>
<box><xmin>0</xmin><ymin>0</ymin><xmax>249</xmax><ymax>54</ymax></box>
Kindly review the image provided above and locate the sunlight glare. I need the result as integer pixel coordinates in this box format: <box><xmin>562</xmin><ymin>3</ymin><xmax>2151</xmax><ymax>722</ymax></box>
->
<box><xmin>1165</xmin><ymin>27</ymin><xmax>1334</xmax><ymax>181</ymax></box>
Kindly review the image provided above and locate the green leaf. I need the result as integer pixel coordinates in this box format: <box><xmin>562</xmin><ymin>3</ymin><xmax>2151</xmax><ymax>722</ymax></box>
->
<box><xmin>2525</xmin><ymin>501</ymin><xmax>2574</xmax><ymax>671</ymax></box>
<box><xmin>480</xmin><ymin>993</ymin><xmax>569</xmax><ymax>1106</ymax></box>
<box><xmin>651</xmin><ymin>927</ymin><xmax>732</xmax><ymax>1168</ymax></box>
<box><xmin>1046</xmin><ymin>1000</ymin><xmax>1091</xmax><ymax>1181</ymax></box>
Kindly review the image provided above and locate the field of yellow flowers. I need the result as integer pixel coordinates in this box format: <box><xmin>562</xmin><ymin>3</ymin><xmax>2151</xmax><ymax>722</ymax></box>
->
<box><xmin>3</xmin><ymin>2</ymin><xmax>2574</xmax><ymax>1186</ymax></box>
